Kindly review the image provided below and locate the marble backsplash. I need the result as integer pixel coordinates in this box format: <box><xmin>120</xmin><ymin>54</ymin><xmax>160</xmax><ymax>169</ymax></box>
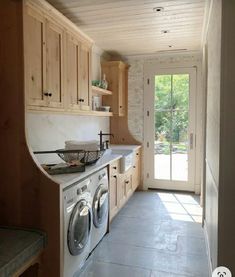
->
<box><xmin>26</xmin><ymin>113</ymin><xmax>109</xmax><ymax>164</ymax></box>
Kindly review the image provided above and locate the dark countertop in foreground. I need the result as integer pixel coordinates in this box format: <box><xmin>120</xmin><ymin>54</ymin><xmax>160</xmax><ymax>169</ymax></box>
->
<box><xmin>0</xmin><ymin>226</ymin><xmax>46</xmax><ymax>277</ymax></box>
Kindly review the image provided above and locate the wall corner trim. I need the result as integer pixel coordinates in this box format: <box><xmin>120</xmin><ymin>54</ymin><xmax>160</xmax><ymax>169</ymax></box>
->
<box><xmin>203</xmin><ymin>219</ymin><xmax>213</xmax><ymax>275</ymax></box>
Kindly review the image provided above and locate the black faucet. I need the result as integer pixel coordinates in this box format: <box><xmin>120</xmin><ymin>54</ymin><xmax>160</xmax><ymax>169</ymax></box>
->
<box><xmin>98</xmin><ymin>131</ymin><xmax>114</xmax><ymax>150</ymax></box>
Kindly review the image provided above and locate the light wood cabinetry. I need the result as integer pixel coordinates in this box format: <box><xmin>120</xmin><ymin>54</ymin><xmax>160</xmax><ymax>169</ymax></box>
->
<box><xmin>24</xmin><ymin>6</ymin><xmax>46</xmax><ymax>107</ymax></box>
<box><xmin>118</xmin><ymin>174</ymin><xmax>127</xmax><ymax>209</ymax></box>
<box><xmin>108</xmin><ymin>147</ymin><xmax>142</xmax><ymax>222</ymax></box>
<box><xmin>24</xmin><ymin>1</ymin><xmax>93</xmax><ymax>113</ymax></box>
<box><xmin>45</xmin><ymin>19</ymin><xmax>64</xmax><ymax>108</ymax></box>
<box><xmin>66</xmin><ymin>33</ymin><xmax>80</xmax><ymax>110</ymax></box>
<box><xmin>132</xmin><ymin>148</ymin><xmax>141</xmax><ymax>191</ymax></box>
<box><xmin>24</xmin><ymin>6</ymin><xmax>64</xmax><ymax>109</ymax></box>
<box><xmin>66</xmin><ymin>33</ymin><xmax>91</xmax><ymax>111</ymax></box>
<box><xmin>124</xmin><ymin>171</ymin><xmax>133</xmax><ymax>200</ymax></box>
<box><xmin>79</xmin><ymin>44</ymin><xmax>91</xmax><ymax>110</ymax></box>
<box><xmin>101</xmin><ymin>61</ymin><xmax>128</xmax><ymax>116</ymax></box>
<box><xmin>109</xmin><ymin>160</ymin><xmax>120</xmax><ymax>220</ymax></box>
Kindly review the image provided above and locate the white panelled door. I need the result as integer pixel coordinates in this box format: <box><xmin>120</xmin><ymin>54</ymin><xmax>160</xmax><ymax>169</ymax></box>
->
<box><xmin>144</xmin><ymin>67</ymin><xmax>197</xmax><ymax>191</ymax></box>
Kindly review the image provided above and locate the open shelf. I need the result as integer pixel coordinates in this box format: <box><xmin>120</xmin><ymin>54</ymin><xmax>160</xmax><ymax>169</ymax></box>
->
<box><xmin>92</xmin><ymin>85</ymin><xmax>112</xmax><ymax>96</ymax></box>
<box><xmin>90</xmin><ymin>111</ymin><xmax>113</xmax><ymax>117</ymax></box>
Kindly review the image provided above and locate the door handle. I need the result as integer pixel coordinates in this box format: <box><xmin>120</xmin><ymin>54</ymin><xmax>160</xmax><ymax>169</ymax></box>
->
<box><xmin>190</xmin><ymin>133</ymin><xmax>194</xmax><ymax>150</ymax></box>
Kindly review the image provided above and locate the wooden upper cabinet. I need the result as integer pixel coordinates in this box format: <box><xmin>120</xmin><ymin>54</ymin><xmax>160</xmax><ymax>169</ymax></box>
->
<box><xmin>45</xmin><ymin>19</ymin><xmax>64</xmax><ymax>108</ymax></box>
<box><xmin>24</xmin><ymin>6</ymin><xmax>46</xmax><ymax>107</ymax></box>
<box><xmin>66</xmin><ymin>33</ymin><xmax>91</xmax><ymax>111</ymax></box>
<box><xmin>101</xmin><ymin>61</ymin><xmax>128</xmax><ymax>116</ymax></box>
<box><xmin>66</xmin><ymin>33</ymin><xmax>80</xmax><ymax>109</ymax></box>
<box><xmin>24</xmin><ymin>1</ymin><xmax>93</xmax><ymax>113</ymax></box>
<box><xmin>79</xmin><ymin>44</ymin><xmax>91</xmax><ymax>111</ymax></box>
<box><xmin>24</xmin><ymin>6</ymin><xmax>64</xmax><ymax>109</ymax></box>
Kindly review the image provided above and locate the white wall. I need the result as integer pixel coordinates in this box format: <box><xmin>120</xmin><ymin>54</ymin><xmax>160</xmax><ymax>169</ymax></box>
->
<box><xmin>204</xmin><ymin>0</ymin><xmax>221</xmax><ymax>270</ymax></box>
<box><xmin>203</xmin><ymin>0</ymin><xmax>235</xmax><ymax>272</ymax></box>
<box><xmin>26</xmin><ymin>45</ymin><xmax>110</xmax><ymax>164</ymax></box>
<box><xmin>26</xmin><ymin>113</ymin><xmax>109</xmax><ymax>163</ymax></box>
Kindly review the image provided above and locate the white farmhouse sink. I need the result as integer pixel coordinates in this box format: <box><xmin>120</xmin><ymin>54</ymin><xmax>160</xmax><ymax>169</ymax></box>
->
<box><xmin>111</xmin><ymin>149</ymin><xmax>134</xmax><ymax>173</ymax></box>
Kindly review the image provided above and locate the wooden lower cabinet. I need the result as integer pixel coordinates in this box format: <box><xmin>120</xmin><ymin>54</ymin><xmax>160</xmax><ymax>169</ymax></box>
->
<box><xmin>109</xmin><ymin>149</ymin><xmax>141</xmax><ymax>222</ymax></box>
<box><xmin>132</xmin><ymin>148</ymin><xmax>141</xmax><ymax>191</ymax></box>
<box><xmin>118</xmin><ymin>174</ymin><xmax>127</xmax><ymax>209</ymax></box>
<box><xmin>109</xmin><ymin>175</ymin><xmax>119</xmax><ymax>220</ymax></box>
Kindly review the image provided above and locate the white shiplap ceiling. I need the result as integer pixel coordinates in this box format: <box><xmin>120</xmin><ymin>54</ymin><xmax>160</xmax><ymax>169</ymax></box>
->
<box><xmin>47</xmin><ymin>0</ymin><xmax>207</xmax><ymax>56</ymax></box>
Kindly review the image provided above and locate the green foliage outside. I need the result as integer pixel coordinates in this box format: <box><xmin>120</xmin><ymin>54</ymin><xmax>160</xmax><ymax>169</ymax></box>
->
<box><xmin>155</xmin><ymin>74</ymin><xmax>189</xmax><ymax>154</ymax></box>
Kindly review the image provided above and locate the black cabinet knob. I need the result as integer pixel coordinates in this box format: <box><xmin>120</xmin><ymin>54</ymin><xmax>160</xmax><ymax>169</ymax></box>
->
<box><xmin>113</xmin><ymin>166</ymin><xmax>117</xmax><ymax>170</ymax></box>
<box><xmin>48</xmin><ymin>93</ymin><xmax>52</xmax><ymax>97</ymax></box>
<box><xmin>113</xmin><ymin>175</ymin><xmax>117</xmax><ymax>179</ymax></box>
<box><xmin>44</xmin><ymin>92</ymin><xmax>49</xmax><ymax>96</ymax></box>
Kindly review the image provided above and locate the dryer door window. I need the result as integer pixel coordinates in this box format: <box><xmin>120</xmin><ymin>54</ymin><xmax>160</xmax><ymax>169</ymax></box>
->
<box><xmin>68</xmin><ymin>199</ymin><xmax>91</xmax><ymax>256</ymax></box>
<box><xmin>93</xmin><ymin>184</ymin><xmax>109</xmax><ymax>228</ymax></box>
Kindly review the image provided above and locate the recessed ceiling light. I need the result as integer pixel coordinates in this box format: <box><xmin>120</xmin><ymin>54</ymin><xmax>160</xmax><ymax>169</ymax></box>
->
<box><xmin>161</xmin><ymin>30</ymin><xmax>170</xmax><ymax>34</ymax></box>
<box><xmin>153</xmin><ymin>7</ymin><xmax>164</xmax><ymax>12</ymax></box>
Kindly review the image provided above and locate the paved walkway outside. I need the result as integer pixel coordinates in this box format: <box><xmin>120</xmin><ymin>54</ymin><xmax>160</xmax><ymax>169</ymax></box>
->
<box><xmin>155</xmin><ymin>154</ymin><xmax>188</xmax><ymax>181</ymax></box>
<box><xmin>80</xmin><ymin>191</ymin><xmax>209</xmax><ymax>277</ymax></box>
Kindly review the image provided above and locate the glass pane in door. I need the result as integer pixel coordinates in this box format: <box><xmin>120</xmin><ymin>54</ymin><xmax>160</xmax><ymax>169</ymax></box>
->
<box><xmin>154</xmin><ymin>74</ymin><xmax>189</xmax><ymax>181</ymax></box>
<box><xmin>155</xmin><ymin>111</ymin><xmax>171</xmax><ymax>179</ymax></box>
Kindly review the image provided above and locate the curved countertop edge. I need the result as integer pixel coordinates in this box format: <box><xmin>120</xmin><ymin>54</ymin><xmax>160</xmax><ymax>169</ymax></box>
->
<box><xmin>47</xmin><ymin>145</ymin><xmax>141</xmax><ymax>189</ymax></box>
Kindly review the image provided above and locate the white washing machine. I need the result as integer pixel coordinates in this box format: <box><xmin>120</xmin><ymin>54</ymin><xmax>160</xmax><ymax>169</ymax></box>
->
<box><xmin>90</xmin><ymin>167</ymin><xmax>109</xmax><ymax>252</ymax></box>
<box><xmin>63</xmin><ymin>177</ymin><xmax>92</xmax><ymax>277</ymax></box>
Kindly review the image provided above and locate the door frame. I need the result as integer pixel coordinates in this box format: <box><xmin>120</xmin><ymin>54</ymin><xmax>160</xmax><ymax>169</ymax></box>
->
<box><xmin>143</xmin><ymin>61</ymin><xmax>202</xmax><ymax>193</ymax></box>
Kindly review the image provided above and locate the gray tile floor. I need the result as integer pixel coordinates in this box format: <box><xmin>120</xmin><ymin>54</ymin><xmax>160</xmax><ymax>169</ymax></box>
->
<box><xmin>80</xmin><ymin>191</ymin><xmax>210</xmax><ymax>277</ymax></box>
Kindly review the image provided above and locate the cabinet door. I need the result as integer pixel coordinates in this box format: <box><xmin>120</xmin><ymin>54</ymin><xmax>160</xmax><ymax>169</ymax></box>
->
<box><xmin>109</xmin><ymin>175</ymin><xmax>119</xmax><ymax>221</ymax></box>
<box><xmin>132</xmin><ymin>149</ymin><xmax>141</xmax><ymax>190</ymax></box>
<box><xmin>132</xmin><ymin>162</ymin><xmax>140</xmax><ymax>191</ymax></box>
<box><xmin>79</xmin><ymin>44</ymin><xmax>91</xmax><ymax>111</ymax></box>
<box><xmin>118</xmin><ymin>176</ymin><xmax>126</xmax><ymax>209</ymax></box>
<box><xmin>118</xmin><ymin>66</ymin><xmax>126</xmax><ymax>116</ymax></box>
<box><xmin>125</xmin><ymin>174</ymin><xmax>132</xmax><ymax>199</ymax></box>
<box><xmin>102</xmin><ymin>65</ymin><xmax>119</xmax><ymax>115</ymax></box>
<box><xmin>45</xmin><ymin>19</ymin><xmax>64</xmax><ymax>108</ymax></box>
<box><xmin>66</xmin><ymin>33</ymin><xmax>80</xmax><ymax>109</ymax></box>
<box><xmin>102</xmin><ymin>61</ymin><xmax>128</xmax><ymax>116</ymax></box>
<box><xmin>24</xmin><ymin>6</ymin><xmax>46</xmax><ymax>107</ymax></box>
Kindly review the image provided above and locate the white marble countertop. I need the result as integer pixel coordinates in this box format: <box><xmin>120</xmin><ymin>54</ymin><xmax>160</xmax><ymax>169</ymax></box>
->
<box><xmin>48</xmin><ymin>144</ymin><xmax>141</xmax><ymax>189</ymax></box>
<box><xmin>110</xmin><ymin>144</ymin><xmax>141</xmax><ymax>151</ymax></box>
<box><xmin>52</xmin><ymin>153</ymin><xmax>121</xmax><ymax>189</ymax></box>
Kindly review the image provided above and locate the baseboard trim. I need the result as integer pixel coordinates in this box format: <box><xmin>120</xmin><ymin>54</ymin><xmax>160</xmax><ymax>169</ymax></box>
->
<box><xmin>203</xmin><ymin>219</ymin><xmax>213</xmax><ymax>275</ymax></box>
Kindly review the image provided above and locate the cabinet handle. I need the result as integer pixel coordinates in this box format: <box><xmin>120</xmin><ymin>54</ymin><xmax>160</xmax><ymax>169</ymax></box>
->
<box><xmin>43</xmin><ymin>92</ymin><xmax>49</xmax><ymax>97</ymax></box>
<box><xmin>113</xmin><ymin>175</ymin><xmax>117</xmax><ymax>178</ymax></box>
<box><xmin>125</xmin><ymin>180</ymin><xmax>129</xmax><ymax>184</ymax></box>
<box><xmin>136</xmin><ymin>153</ymin><xmax>139</xmax><ymax>156</ymax></box>
<box><xmin>48</xmin><ymin>93</ymin><xmax>52</xmax><ymax>97</ymax></box>
<box><xmin>78</xmin><ymin>99</ymin><xmax>85</xmax><ymax>103</ymax></box>
<box><xmin>133</xmin><ymin>166</ymin><xmax>136</xmax><ymax>169</ymax></box>
<box><xmin>112</xmin><ymin>166</ymin><xmax>117</xmax><ymax>170</ymax></box>
<box><xmin>119</xmin><ymin>105</ymin><xmax>122</xmax><ymax>108</ymax></box>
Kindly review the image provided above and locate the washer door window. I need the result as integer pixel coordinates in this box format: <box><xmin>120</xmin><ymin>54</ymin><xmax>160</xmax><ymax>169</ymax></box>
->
<box><xmin>68</xmin><ymin>199</ymin><xmax>91</xmax><ymax>256</ymax></box>
<box><xmin>93</xmin><ymin>184</ymin><xmax>108</xmax><ymax>228</ymax></box>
